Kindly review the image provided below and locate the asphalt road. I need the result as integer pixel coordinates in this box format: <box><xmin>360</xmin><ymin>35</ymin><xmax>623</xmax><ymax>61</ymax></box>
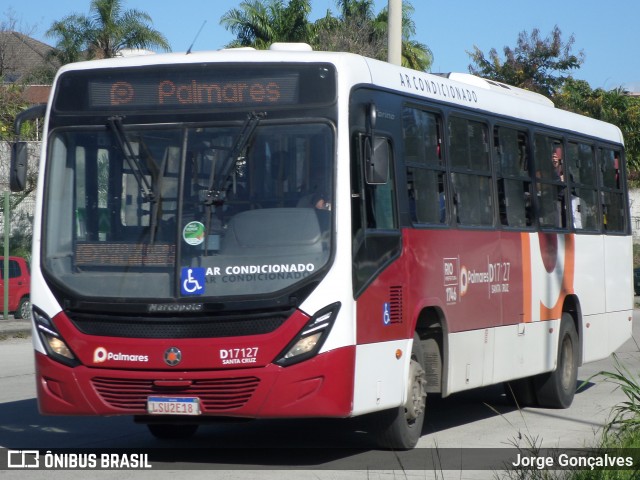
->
<box><xmin>0</xmin><ymin>310</ymin><xmax>639</xmax><ymax>479</ymax></box>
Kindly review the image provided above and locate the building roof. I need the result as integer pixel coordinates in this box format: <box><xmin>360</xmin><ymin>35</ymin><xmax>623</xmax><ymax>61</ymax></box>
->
<box><xmin>0</xmin><ymin>31</ymin><xmax>57</xmax><ymax>83</ymax></box>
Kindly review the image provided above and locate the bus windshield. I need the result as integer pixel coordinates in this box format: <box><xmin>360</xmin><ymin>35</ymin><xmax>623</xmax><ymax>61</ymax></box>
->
<box><xmin>43</xmin><ymin>120</ymin><xmax>334</xmax><ymax>300</ymax></box>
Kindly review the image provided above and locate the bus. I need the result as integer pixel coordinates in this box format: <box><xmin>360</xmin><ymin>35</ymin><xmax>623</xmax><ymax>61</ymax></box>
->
<box><xmin>11</xmin><ymin>44</ymin><xmax>633</xmax><ymax>449</ymax></box>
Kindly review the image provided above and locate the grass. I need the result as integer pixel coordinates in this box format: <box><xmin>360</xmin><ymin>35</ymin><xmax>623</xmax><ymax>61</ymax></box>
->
<box><xmin>497</xmin><ymin>353</ymin><xmax>640</xmax><ymax>479</ymax></box>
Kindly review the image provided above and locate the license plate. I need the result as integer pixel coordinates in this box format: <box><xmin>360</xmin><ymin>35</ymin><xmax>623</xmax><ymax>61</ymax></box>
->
<box><xmin>147</xmin><ymin>396</ymin><xmax>201</xmax><ymax>415</ymax></box>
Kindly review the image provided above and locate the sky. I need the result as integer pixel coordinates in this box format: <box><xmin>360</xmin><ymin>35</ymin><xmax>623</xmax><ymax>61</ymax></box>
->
<box><xmin>4</xmin><ymin>0</ymin><xmax>640</xmax><ymax>92</ymax></box>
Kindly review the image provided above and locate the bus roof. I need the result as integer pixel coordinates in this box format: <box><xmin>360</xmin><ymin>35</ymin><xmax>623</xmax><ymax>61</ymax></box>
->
<box><xmin>53</xmin><ymin>47</ymin><xmax>624</xmax><ymax>145</ymax></box>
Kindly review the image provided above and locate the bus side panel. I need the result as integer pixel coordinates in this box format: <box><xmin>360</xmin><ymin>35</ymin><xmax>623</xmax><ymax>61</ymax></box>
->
<box><xmin>447</xmin><ymin>320</ymin><xmax>559</xmax><ymax>393</ymax></box>
<box><xmin>604</xmin><ymin>235</ymin><xmax>633</xmax><ymax>312</ymax></box>
<box><xmin>572</xmin><ymin>235</ymin><xmax>606</xmax><ymax>316</ymax></box>
<box><xmin>489</xmin><ymin>320</ymin><xmax>559</xmax><ymax>386</ymax></box>
<box><xmin>580</xmin><ymin>311</ymin><xmax>632</xmax><ymax>364</ymax></box>
<box><xmin>352</xmin><ymin>339</ymin><xmax>412</xmax><ymax>415</ymax></box>
<box><xmin>579</xmin><ymin>234</ymin><xmax>633</xmax><ymax>363</ymax></box>
<box><xmin>355</xmin><ymin>229</ymin><xmax>507</xmax><ymax>346</ymax></box>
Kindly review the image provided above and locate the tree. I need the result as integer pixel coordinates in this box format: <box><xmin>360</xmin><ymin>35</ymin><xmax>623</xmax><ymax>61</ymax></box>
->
<box><xmin>369</xmin><ymin>1</ymin><xmax>432</xmax><ymax>71</ymax></box>
<box><xmin>555</xmin><ymin>78</ymin><xmax>640</xmax><ymax>173</ymax></box>
<box><xmin>313</xmin><ymin>0</ymin><xmax>432</xmax><ymax>71</ymax></box>
<box><xmin>312</xmin><ymin>0</ymin><xmax>383</xmax><ymax>59</ymax></box>
<box><xmin>46</xmin><ymin>0</ymin><xmax>170</xmax><ymax>63</ymax></box>
<box><xmin>220</xmin><ymin>0</ymin><xmax>433</xmax><ymax>72</ymax></box>
<box><xmin>467</xmin><ymin>25</ymin><xmax>583</xmax><ymax>98</ymax></box>
<box><xmin>0</xmin><ymin>83</ymin><xmax>29</xmax><ymax>141</ymax></box>
<box><xmin>220</xmin><ymin>0</ymin><xmax>312</xmax><ymax>49</ymax></box>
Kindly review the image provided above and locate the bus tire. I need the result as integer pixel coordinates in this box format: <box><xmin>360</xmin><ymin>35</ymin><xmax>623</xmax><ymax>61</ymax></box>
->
<box><xmin>374</xmin><ymin>332</ymin><xmax>427</xmax><ymax>449</ymax></box>
<box><xmin>147</xmin><ymin>423</ymin><xmax>199</xmax><ymax>439</ymax></box>
<box><xmin>534</xmin><ymin>313</ymin><xmax>578</xmax><ymax>409</ymax></box>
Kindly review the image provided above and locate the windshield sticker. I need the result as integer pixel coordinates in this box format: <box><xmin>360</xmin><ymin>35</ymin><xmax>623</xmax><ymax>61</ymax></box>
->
<box><xmin>183</xmin><ymin>221</ymin><xmax>206</xmax><ymax>246</ymax></box>
<box><xmin>201</xmin><ymin>263</ymin><xmax>316</xmax><ymax>284</ymax></box>
<box><xmin>181</xmin><ymin>267</ymin><xmax>206</xmax><ymax>296</ymax></box>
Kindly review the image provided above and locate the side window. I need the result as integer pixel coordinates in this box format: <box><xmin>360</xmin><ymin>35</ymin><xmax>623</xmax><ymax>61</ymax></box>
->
<box><xmin>351</xmin><ymin>125</ymin><xmax>401</xmax><ymax>297</ymax></box>
<box><xmin>403</xmin><ymin>107</ymin><xmax>446</xmax><ymax>224</ymax></box>
<box><xmin>8</xmin><ymin>260</ymin><xmax>21</xmax><ymax>279</ymax></box>
<box><xmin>365</xmin><ymin>137</ymin><xmax>396</xmax><ymax>230</ymax></box>
<box><xmin>495</xmin><ymin>126</ymin><xmax>532</xmax><ymax>228</ymax></box>
<box><xmin>534</xmin><ymin>135</ymin><xmax>567</xmax><ymax>229</ymax></box>
<box><xmin>599</xmin><ymin>148</ymin><xmax>625</xmax><ymax>232</ymax></box>
<box><xmin>566</xmin><ymin>142</ymin><xmax>598</xmax><ymax>231</ymax></box>
<box><xmin>75</xmin><ymin>143</ymin><xmax>112</xmax><ymax>241</ymax></box>
<box><xmin>449</xmin><ymin>116</ymin><xmax>493</xmax><ymax>226</ymax></box>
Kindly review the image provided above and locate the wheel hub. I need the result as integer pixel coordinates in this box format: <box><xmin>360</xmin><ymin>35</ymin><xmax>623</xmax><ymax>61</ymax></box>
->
<box><xmin>405</xmin><ymin>358</ymin><xmax>427</xmax><ymax>422</ymax></box>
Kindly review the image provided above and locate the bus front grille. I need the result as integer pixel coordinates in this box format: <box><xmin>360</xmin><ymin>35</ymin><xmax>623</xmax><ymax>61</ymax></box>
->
<box><xmin>92</xmin><ymin>376</ymin><xmax>261</xmax><ymax>412</ymax></box>
<box><xmin>68</xmin><ymin>313</ymin><xmax>287</xmax><ymax>338</ymax></box>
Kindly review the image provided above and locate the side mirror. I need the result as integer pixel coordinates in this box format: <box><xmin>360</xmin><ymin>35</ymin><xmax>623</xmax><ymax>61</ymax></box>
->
<box><xmin>10</xmin><ymin>103</ymin><xmax>46</xmax><ymax>192</ymax></box>
<box><xmin>365</xmin><ymin>136</ymin><xmax>390</xmax><ymax>185</ymax></box>
<box><xmin>10</xmin><ymin>142</ymin><xmax>28</xmax><ymax>192</ymax></box>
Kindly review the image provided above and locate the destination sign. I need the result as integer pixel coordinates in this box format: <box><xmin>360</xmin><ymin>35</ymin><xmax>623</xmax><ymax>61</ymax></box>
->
<box><xmin>53</xmin><ymin>63</ymin><xmax>336</xmax><ymax>113</ymax></box>
<box><xmin>89</xmin><ymin>75</ymin><xmax>298</xmax><ymax>108</ymax></box>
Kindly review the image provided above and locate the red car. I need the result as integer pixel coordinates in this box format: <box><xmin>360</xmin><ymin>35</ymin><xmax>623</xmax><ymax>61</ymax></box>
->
<box><xmin>0</xmin><ymin>257</ymin><xmax>30</xmax><ymax>319</ymax></box>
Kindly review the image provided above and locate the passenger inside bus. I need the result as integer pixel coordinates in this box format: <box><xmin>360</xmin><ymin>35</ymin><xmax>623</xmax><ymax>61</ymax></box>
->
<box><xmin>552</xmin><ymin>147</ymin><xmax>564</xmax><ymax>181</ymax></box>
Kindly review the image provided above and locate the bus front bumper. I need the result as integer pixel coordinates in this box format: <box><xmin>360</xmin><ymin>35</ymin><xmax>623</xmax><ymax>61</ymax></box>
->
<box><xmin>34</xmin><ymin>345</ymin><xmax>355</xmax><ymax>419</ymax></box>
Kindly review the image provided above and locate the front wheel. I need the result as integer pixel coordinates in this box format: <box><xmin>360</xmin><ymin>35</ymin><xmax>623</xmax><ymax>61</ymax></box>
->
<box><xmin>534</xmin><ymin>313</ymin><xmax>579</xmax><ymax>408</ymax></box>
<box><xmin>373</xmin><ymin>333</ymin><xmax>427</xmax><ymax>449</ymax></box>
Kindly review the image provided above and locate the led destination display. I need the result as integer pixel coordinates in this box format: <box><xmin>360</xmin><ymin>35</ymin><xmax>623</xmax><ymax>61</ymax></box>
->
<box><xmin>54</xmin><ymin>63</ymin><xmax>336</xmax><ymax>112</ymax></box>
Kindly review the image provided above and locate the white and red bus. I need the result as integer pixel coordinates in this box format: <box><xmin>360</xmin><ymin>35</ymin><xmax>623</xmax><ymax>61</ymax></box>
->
<box><xmin>11</xmin><ymin>44</ymin><xmax>632</xmax><ymax>449</ymax></box>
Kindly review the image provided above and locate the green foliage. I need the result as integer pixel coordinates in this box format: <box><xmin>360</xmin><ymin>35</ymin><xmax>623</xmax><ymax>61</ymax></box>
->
<box><xmin>46</xmin><ymin>0</ymin><xmax>170</xmax><ymax>63</ymax></box>
<box><xmin>633</xmin><ymin>244</ymin><xmax>640</xmax><ymax>269</ymax></box>
<box><xmin>594</xmin><ymin>354</ymin><xmax>640</xmax><ymax>440</ymax></box>
<box><xmin>468</xmin><ymin>26</ymin><xmax>640</xmax><ymax>177</ymax></box>
<box><xmin>0</xmin><ymin>83</ymin><xmax>32</xmax><ymax>141</ymax></box>
<box><xmin>468</xmin><ymin>25</ymin><xmax>584</xmax><ymax>98</ymax></box>
<box><xmin>220</xmin><ymin>0</ymin><xmax>313</xmax><ymax>49</ymax></box>
<box><xmin>496</xmin><ymin>354</ymin><xmax>640</xmax><ymax>479</ymax></box>
<box><xmin>220</xmin><ymin>0</ymin><xmax>433</xmax><ymax>71</ymax></box>
<box><xmin>555</xmin><ymin>79</ymin><xmax>640</xmax><ymax>173</ymax></box>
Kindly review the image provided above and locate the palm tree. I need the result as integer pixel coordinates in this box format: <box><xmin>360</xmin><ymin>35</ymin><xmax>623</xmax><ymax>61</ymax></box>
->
<box><xmin>220</xmin><ymin>0</ymin><xmax>312</xmax><ymax>49</ymax></box>
<box><xmin>371</xmin><ymin>2</ymin><xmax>432</xmax><ymax>70</ymax></box>
<box><xmin>313</xmin><ymin>0</ymin><xmax>432</xmax><ymax>71</ymax></box>
<box><xmin>47</xmin><ymin>0</ymin><xmax>170</xmax><ymax>64</ymax></box>
<box><xmin>220</xmin><ymin>0</ymin><xmax>433</xmax><ymax>72</ymax></box>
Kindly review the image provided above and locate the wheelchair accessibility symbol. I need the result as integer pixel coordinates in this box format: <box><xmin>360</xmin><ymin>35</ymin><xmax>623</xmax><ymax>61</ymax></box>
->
<box><xmin>383</xmin><ymin>302</ymin><xmax>391</xmax><ymax>325</ymax></box>
<box><xmin>181</xmin><ymin>267</ymin><xmax>205</xmax><ymax>296</ymax></box>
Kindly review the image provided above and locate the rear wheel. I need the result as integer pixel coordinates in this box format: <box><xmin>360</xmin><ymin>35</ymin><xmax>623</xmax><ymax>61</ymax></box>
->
<box><xmin>374</xmin><ymin>333</ymin><xmax>427</xmax><ymax>449</ymax></box>
<box><xmin>534</xmin><ymin>313</ymin><xmax>579</xmax><ymax>408</ymax></box>
<box><xmin>147</xmin><ymin>423</ymin><xmax>199</xmax><ymax>439</ymax></box>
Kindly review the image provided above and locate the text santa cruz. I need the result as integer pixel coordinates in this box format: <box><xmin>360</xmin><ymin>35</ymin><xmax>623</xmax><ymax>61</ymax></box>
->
<box><xmin>399</xmin><ymin>73</ymin><xmax>479</xmax><ymax>104</ymax></box>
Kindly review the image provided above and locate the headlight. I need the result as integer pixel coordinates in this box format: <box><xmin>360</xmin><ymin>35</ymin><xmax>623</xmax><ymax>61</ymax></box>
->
<box><xmin>275</xmin><ymin>302</ymin><xmax>340</xmax><ymax>367</ymax></box>
<box><xmin>33</xmin><ymin>307</ymin><xmax>79</xmax><ymax>367</ymax></box>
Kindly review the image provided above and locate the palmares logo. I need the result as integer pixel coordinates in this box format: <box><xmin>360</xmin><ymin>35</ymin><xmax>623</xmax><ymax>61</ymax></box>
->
<box><xmin>93</xmin><ymin>347</ymin><xmax>149</xmax><ymax>364</ymax></box>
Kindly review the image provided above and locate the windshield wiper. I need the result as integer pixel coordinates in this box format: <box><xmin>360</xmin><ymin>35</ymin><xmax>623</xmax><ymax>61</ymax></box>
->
<box><xmin>203</xmin><ymin>111</ymin><xmax>265</xmax><ymax>206</ymax></box>
<box><xmin>200</xmin><ymin>112</ymin><xmax>264</xmax><ymax>255</ymax></box>
<box><xmin>108</xmin><ymin>116</ymin><xmax>155</xmax><ymax>201</ymax></box>
<box><xmin>108</xmin><ymin>116</ymin><xmax>164</xmax><ymax>243</ymax></box>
